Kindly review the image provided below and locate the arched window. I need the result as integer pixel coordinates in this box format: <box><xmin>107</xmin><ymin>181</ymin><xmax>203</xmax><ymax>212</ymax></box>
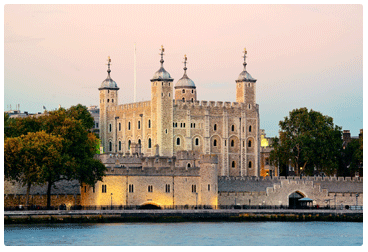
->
<box><xmin>128</xmin><ymin>140</ymin><xmax>131</xmax><ymax>150</ymax></box>
<box><xmin>128</xmin><ymin>122</ymin><xmax>131</xmax><ymax>130</ymax></box>
<box><xmin>119</xmin><ymin>122</ymin><xmax>121</xmax><ymax>131</ymax></box>
<box><xmin>249</xmin><ymin>125</ymin><xmax>252</xmax><ymax>132</ymax></box>
<box><xmin>195</xmin><ymin>138</ymin><xmax>199</xmax><ymax>146</ymax></box>
<box><xmin>191</xmin><ymin>98</ymin><xmax>194</xmax><ymax>102</ymax></box>
<box><xmin>138</xmin><ymin>121</ymin><xmax>141</xmax><ymax>129</ymax></box>
<box><xmin>213</xmin><ymin>139</ymin><xmax>217</xmax><ymax>147</ymax></box>
<box><xmin>248</xmin><ymin>140</ymin><xmax>252</xmax><ymax>147</ymax></box>
<box><xmin>148</xmin><ymin>138</ymin><xmax>152</xmax><ymax>148</ymax></box>
<box><xmin>187</xmin><ymin>163</ymin><xmax>191</xmax><ymax>168</ymax></box>
<box><xmin>138</xmin><ymin>139</ymin><xmax>141</xmax><ymax>145</ymax></box>
<box><xmin>248</xmin><ymin>161</ymin><xmax>252</xmax><ymax>168</ymax></box>
<box><xmin>214</xmin><ymin>124</ymin><xmax>217</xmax><ymax>131</ymax></box>
<box><xmin>232</xmin><ymin>161</ymin><xmax>236</xmax><ymax>168</ymax></box>
<box><xmin>192</xmin><ymin>90</ymin><xmax>194</xmax><ymax>93</ymax></box>
<box><xmin>231</xmin><ymin>125</ymin><xmax>235</xmax><ymax>131</ymax></box>
<box><xmin>109</xmin><ymin>141</ymin><xmax>112</xmax><ymax>152</ymax></box>
<box><xmin>148</xmin><ymin>119</ymin><xmax>151</xmax><ymax>128</ymax></box>
<box><xmin>109</xmin><ymin>124</ymin><xmax>112</xmax><ymax>132</ymax></box>
<box><xmin>231</xmin><ymin>140</ymin><xmax>235</xmax><ymax>147</ymax></box>
<box><xmin>182</xmin><ymin>97</ymin><xmax>185</xmax><ymax>102</ymax></box>
<box><xmin>176</xmin><ymin>137</ymin><xmax>181</xmax><ymax>145</ymax></box>
<box><xmin>118</xmin><ymin>141</ymin><xmax>121</xmax><ymax>151</ymax></box>
<box><xmin>107</xmin><ymin>99</ymin><xmax>109</xmax><ymax>103</ymax></box>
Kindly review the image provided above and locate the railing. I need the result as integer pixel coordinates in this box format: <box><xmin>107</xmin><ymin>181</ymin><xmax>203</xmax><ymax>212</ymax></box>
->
<box><xmin>4</xmin><ymin>204</ymin><xmax>363</xmax><ymax>211</ymax></box>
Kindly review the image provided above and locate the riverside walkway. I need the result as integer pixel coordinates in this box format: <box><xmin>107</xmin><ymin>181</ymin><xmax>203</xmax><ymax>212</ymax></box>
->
<box><xmin>4</xmin><ymin>209</ymin><xmax>363</xmax><ymax>223</ymax></box>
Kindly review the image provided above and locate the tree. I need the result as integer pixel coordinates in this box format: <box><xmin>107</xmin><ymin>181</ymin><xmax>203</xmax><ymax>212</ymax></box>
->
<box><xmin>270</xmin><ymin>108</ymin><xmax>343</xmax><ymax>176</ymax></box>
<box><xmin>4</xmin><ymin>104</ymin><xmax>106</xmax><ymax>208</ymax></box>
<box><xmin>4</xmin><ymin>131</ymin><xmax>64</xmax><ymax>207</ymax></box>
<box><xmin>340</xmin><ymin>138</ymin><xmax>363</xmax><ymax>177</ymax></box>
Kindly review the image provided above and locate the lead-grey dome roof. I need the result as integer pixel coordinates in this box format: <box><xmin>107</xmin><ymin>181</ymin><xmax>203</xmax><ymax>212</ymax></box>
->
<box><xmin>237</xmin><ymin>70</ymin><xmax>256</xmax><ymax>82</ymax></box>
<box><xmin>175</xmin><ymin>73</ymin><xmax>195</xmax><ymax>88</ymax></box>
<box><xmin>99</xmin><ymin>57</ymin><xmax>119</xmax><ymax>90</ymax></box>
<box><xmin>152</xmin><ymin>66</ymin><xmax>172</xmax><ymax>80</ymax></box>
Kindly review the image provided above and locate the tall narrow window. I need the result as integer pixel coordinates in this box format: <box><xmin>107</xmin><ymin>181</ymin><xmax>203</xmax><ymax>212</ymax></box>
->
<box><xmin>208</xmin><ymin>184</ymin><xmax>211</xmax><ymax>191</ymax></box>
<box><xmin>128</xmin><ymin>140</ymin><xmax>131</xmax><ymax>150</ymax></box>
<box><xmin>187</xmin><ymin>163</ymin><xmax>191</xmax><ymax>168</ymax></box>
<box><xmin>176</xmin><ymin>138</ymin><xmax>181</xmax><ymax>145</ymax></box>
<box><xmin>119</xmin><ymin>122</ymin><xmax>121</xmax><ymax>131</ymax></box>
<box><xmin>129</xmin><ymin>184</ymin><xmax>134</xmax><ymax>193</ymax></box>
<box><xmin>165</xmin><ymin>184</ymin><xmax>170</xmax><ymax>193</ymax></box>
<box><xmin>138</xmin><ymin>121</ymin><xmax>141</xmax><ymax>129</ymax></box>
<box><xmin>182</xmin><ymin>97</ymin><xmax>185</xmax><ymax>102</ymax></box>
<box><xmin>109</xmin><ymin>124</ymin><xmax>112</xmax><ymax>132</ymax></box>
<box><xmin>249</xmin><ymin>125</ymin><xmax>252</xmax><ymax>132</ymax></box>
<box><xmin>148</xmin><ymin>185</ymin><xmax>153</xmax><ymax>193</ymax></box>
<box><xmin>214</xmin><ymin>124</ymin><xmax>217</xmax><ymax>131</ymax></box>
<box><xmin>102</xmin><ymin>185</ymin><xmax>107</xmax><ymax>193</ymax></box>
<box><xmin>231</xmin><ymin>140</ymin><xmax>235</xmax><ymax>147</ymax></box>
<box><xmin>192</xmin><ymin>185</ymin><xmax>197</xmax><ymax>193</ymax></box>
<box><xmin>232</xmin><ymin>161</ymin><xmax>236</xmax><ymax>168</ymax></box>
<box><xmin>248</xmin><ymin>140</ymin><xmax>252</xmax><ymax>147</ymax></box>
<box><xmin>128</xmin><ymin>122</ymin><xmax>131</xmax><ymax>130</ymax></box>
<box><xmin>118</xmin><ymin>141</ymin><xmax>121</xmax><ymax>151</ymax></box>
<box><xmin>231</xmin><ymin>125</ymin><xmax>235</xmax><ymax>131</ymax></box>
<box><xmin>213</xmin><ymin>139</ymin><xmax>217</xmax><ymax>147</ymax></box>
<box><xmin>248</xmin><ymin>161</ymin><xmax>252</xmax><ymax>168</ymax></box>
<box><xmin>182</xmin><ymin>89</ymin><xmax>185</xmax><ymax>93</ymax></box>
<box><xmin>109</xmin><ymin>141</ymin><xmax>112</xmax><ymax>152</ymax></box>
<box><xmin>138</xmin><ymin>139</ymin><xmax>141</xmax><ymax>145</ymax></box>
<box><xmin>148</xmin><ymin>138</ymin><xmax>152</xmax><ymax>148</ymax></box>
<box><xmin>195</xmin><ymin>138</ymin><xmax>199</xmax><ymax>146</ymax></box>
<box><xmin>148</xmin><ymin>119</ymin><xmax>151</xmax><ymax>128</ymax></box>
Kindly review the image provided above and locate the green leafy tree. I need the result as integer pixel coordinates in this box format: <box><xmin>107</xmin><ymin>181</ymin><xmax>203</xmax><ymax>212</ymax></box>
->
<box><xmin>4</xmin><ymin>131</ymin><xmax>64</xmax><ymax>207</ymax></box>
<box><xmin>340</xmin><ymin>138</ymin><xmax>363</xmax><ymax>177</ymax></box>
<box><xmin>270</xmin><ymin>108</ymin><xmax>343</xmax><ymax>176</ymax></box>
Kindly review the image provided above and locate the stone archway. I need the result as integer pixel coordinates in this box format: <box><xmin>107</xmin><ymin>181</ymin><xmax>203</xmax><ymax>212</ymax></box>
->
<box><xmin>288</xmin><ymin>191</ymin><xmax>305</xmax><ymax>209</ymax></box>
<box><xmin>139</xmin><ymin>202</ymin><xmax>162</xmax><ymax>210</ymax></box>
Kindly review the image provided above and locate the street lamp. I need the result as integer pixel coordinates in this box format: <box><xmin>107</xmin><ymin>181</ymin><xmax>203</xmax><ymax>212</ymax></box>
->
<box><xmin>300</xmin><ymin>167</ymin><xmax>303</xmax><ymax>179</ymax></box>
<box><xmin>111</xmin><ymin>193</ymin><xmax>113</xmax><ymax>210</ymax></box>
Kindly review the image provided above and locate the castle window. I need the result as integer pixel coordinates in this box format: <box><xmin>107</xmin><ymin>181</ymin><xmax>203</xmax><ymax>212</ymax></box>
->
<box><xmin>112</xmin><ymin>99</ymin><xmax>114</xmax><ymax>103</ymax></box>
<box><xmin>214</xmin><ymin>124</ymin><xmax>217</xmax><ymax>131</ymax></box>
<box><xmin>148</xmin><ymin>185</ymin><xmax>153</xmax><ymax>193</ymax></box>
<box><xmin>107</xmin><ymin>99</ymin><xmax>109</xmax><ymax>103</ymax></box>
<box><xmin>183</xmin><ymin>123</ymin><xmax>185</xmax><ymax>128</ymax></box>
<box><xmin>225</xmin><ymin>140</ymin><xmax>227</xmax><ymax>146</ymax></box>
<box><xmin>195</xmin><ymin>138</ymin><xmax>199</xmax><ymax>146</ymax></box>
<box><xmin>109</xmin><ymin>141</ymin><xmax>112</xmax><ymax>152</ymax></box>
<box><xmin>119</xmin><ymin>123</ymin><xmax>121</xmax><ymax>131</ymax></box>
<box><xmin>249</xmin><ymin>125</ymin><xmax>252</xmax><ymax>132</ymax></box>
<box><xmin>213</xmin><ymin>139</ymin><xmax>217</xmax><ymax>147</ymax></box>
<box><xmin>138</xmin><ymin>139</ymin><xmax>141</xmax><ymax>145</ymax></box>
<box><xmin>118</xmin><ymin>141</ymin><xmax>121</xmax><ymax>151</ymax></box>
<box><xmin>187</xmin><ymin>163</ymin><xmax>191</xmax><ymax>168</ymax></box>
<box><xmin>165</xmin><ymin>184</ymin><xmax>170</xmax><ymax>193</ymax></box>
<box><xmin>108</xmin><ymin>90</ymin><xmax>110</xmax><ymax>93</ymax></box>
<box><xmin>109</xmin><ymin>124</ymin><xmax>112</xmax><ymax>132</ymax></box>
<box><xmin>148</xmin><ymin>119</ymin><xmax>151</xmax><ymax>128</ymax></box>
<box><xmin>148</xmin><ymin>138</ymin><xmax>152</xmax><ymax>148</ymax></box>
<box><xmin>192</xmin><ymin>185</ymin><xmax>197</xmax><ymax>193</ymax></box>
<box><xmin>208</xmin><ymin>184</ymin><xmax>211</xmax><ymax>191</ymax></box>
<box><xmin>182</xmin><ymin>97</ymin><xmax>185</xmax><ymax>102</ymax></box>
<box><xmin>248</xmin><ymin>104</ymin><xmax>251</xmax><ymax>109</ymax></box>
<box><xmin>165</xmin><ymin>129</ymin><xmax>168</xmax><ymax>134</ymax></box>
<box><xmin>231</xmin><ymin>125</ymin><xmax>235</xmax><ymax>131</ymax></box>
<box><xmin>176</xmin><ymin>137</ymin><xmax>181</xmax><ymax>145</ymax></box>
<box><xmin>128</xmin><ymin>122</ymin><xmax>131</xmax><ymax>130</ymax></box>
<box><xmin>129</xmin><ymin>184</ymin><xmax>134</xmax><ymax>193</ymax></box>
<box><xmin>180</xmin><ymin>123</ymin><xmax>183</xmax><ymax>128</ymax></box>
<box><xmin>248</xmin><ymin>140</ymin><xmax>252</xmax><ymax>147</ymax></box>
<box><xmin>102</xmin><ymin>185</ymin><xmax>107</xmax><ymax>193</ymax></box>
<box><xmin>182</xmin><ymin>89</ymin><xmax>185</xmax><ymax>93</ymax></box>
<box><xmin>191</xmin><ymin>123</ymin><xmax>193</xmax><ymax>128</ymax></box>
<box><xmin>169</xmin><ymin>93</ymin><xmax>170</xmax><ymax>97</ymax></box>
<box><xmin>248</xmin><ymin>161</ymin><xmax>252</xmax><ymax>168</ymax></box>
<box><xmin>192</xmin><ymin>90</ymin><xmax>194</xmax><ymax>94</ymax></box>
<box><xmin>243</xmin><ymin>141</ymin><xmax>245</xmax><ymax>147</ymax></box>
<box><xmin>231</xmin><ymin>140</ymin><xmax>235</xmax><ymax>147</ymax></box>
<box><xmin>191</xmin><ymin>98</ymin><xmax>194</xmax><ymax>102</ymax></box>
<box><xmin>138</xmin><ymin>121</ymin><xmax>141</xmax><ymax>129</ymax></box>
<box><xmin>128</xmin><ymin>140</ymin><xmax>131</xmax><ymax>150</ymax></box>
<box><xmin>162</xmin><ymin>93</ymin><xmax>163</xmax><ymax>97</ymax></box>
<box><xmin>193</xmin><ymin>123</ymin><xmax>195</xmax><ymax>128</ymax></box>
<box><xmin>175</xmin><ymin>123</ymin><xmax>177</xmax><ymax>127</ymax></box>
<box><xmin>232</xmin><ymin>161</ymin><xmax>236</xmax><ymax>168</ymax></box>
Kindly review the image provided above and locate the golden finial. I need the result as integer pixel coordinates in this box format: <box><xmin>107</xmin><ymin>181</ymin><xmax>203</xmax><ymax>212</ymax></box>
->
<box><xmin>161</xmin><ymin>45</ymin><xmax>165</xmax><ymax>53</ymax></box>
<box><xmin>243</xmin><ymin>48</ymin><xmax>247</xmax><ymax>54</ymax></box>
<box><xmin>107</xmin><ymin>56</ymin><xmax>111</xmax><ymax>62</ymax></box>
<box><xmin>184</xmin><ymin>54</ymin><xmax>187</xmax><ymax>61</ymax></box>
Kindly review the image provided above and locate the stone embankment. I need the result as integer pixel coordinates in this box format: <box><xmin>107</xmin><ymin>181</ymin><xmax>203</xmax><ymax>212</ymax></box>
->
<box><xmin>4</xmin><ymin>209</ymin><xmax>363</xmax><ymax>224</ymax></box>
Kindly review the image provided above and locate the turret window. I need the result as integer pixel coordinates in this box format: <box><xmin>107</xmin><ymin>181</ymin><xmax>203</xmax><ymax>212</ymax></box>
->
<box><xmin>214</xmin><ymin>124</ymin><xmax>217</xmax><ymax>131</ymax></box>
<box><xmin>231</xmin><ymin>125</ymin><xmax>235</xmax><ymax>131</ymax></box>
<box><xmin>192</xmin><ymin>90</ymin><xmax>194</xmax><ymax>93</ymax></box>
<box><xmin>118</xmin><ymin>141</ymin><xmax>121</xmax><ymax>151</ymax></box>
<box><xmin>109</xmin><ymin>141</ymin><xmax>112</xmax><ymax>152</ymax></box>
<box><xmin>109</xmin><ymin>124</ymin><xmax>112</xmax><ymax>132</ymax></box>
<box><xmin>248</xmin><ymin>140</ymin><xmax>252</xmax><ymax>147</ymax></box>
<box><xmin>128</xmin><ymin>122</ymin><xmax>131</xmax><ymax>130</ymax></box>
<box><xmin>213</xmin><ymin>139</ymin><xmax>217</xmax><ymax>147</ymax></box>
<box><xmin>138</xmin><ymin>121</ymin><xmax>141</xmax><ymax>129</ymax></box>
<box><xmin>128</xmin><ymin>140</ymin><xmax>131</xmax><ymax>150</ymax></box>
<box><xmin>148</xmin><ymin>119</ymin><xmax>151</xmax><ymax>128</ymax></box>
<box><xmin>195</xmin><ymin>138</ymin><xmax>199</xmax><ymax>146</ymax></box>
<box><xmin>176</xmin><ymin>137</ymin><xmax>181</xmax><ymax>145</ymax></box>
<box><xmin>119</xmin><ymin>123</ymin><xmax>121</xmax><ymax>131</ymax></box>
<box><xmin>148</xmin><ymin>138</ymin><xmax>152</xmax><ymax>148</ymax></box>
<box><xmin>231</xmin><ymin>140</ymin><xmax>235</xmax><ymax>147</ymax></box>
<box><xmin>249</xmin><ymin>125</ymin><xmax>252</xmax><ymax>132</ymax></box>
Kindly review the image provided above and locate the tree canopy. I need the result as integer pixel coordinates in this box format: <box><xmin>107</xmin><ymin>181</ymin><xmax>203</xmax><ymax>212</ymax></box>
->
<box><xmin>4</xmin><ymin>104</ymin><xmax>107</xmax><ymax>208</ymax></box>
<box><xmin>269</xmin><ymin>108</ymin><xmax>343</xmax><ymax>176</ymax></box>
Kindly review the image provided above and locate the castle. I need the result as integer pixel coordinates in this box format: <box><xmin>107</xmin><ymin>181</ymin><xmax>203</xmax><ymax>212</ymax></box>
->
<box><xmin>98</xmin><ymin>46</ymin><xmax>260</xmax><ymax>177</ymax></box>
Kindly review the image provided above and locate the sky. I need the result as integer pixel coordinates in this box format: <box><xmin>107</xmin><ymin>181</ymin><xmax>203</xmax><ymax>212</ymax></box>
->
<box><xmin>3</xmin><ymin>4</ymin><xmax>363</xmax><ymax>137</ymax></box>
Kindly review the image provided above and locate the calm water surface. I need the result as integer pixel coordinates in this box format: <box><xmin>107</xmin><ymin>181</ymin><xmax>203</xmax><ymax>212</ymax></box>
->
<box><xmin>4</xmin><ymin>222</ymin><xmax>363</xmax><ymax>246</ymax></box>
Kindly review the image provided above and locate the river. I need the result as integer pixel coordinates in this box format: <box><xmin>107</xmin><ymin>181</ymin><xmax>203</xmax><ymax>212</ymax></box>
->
<box><xmin>4</xmin><ymin>221</ymin><xmax>362</xmax><ymax>246</ymax></box>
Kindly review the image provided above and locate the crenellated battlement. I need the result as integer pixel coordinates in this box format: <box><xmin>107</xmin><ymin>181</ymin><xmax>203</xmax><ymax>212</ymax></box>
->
<box><xmin>106</xmin><ymin>101</ymin><xmax>151</xmax><ymax>112</ymax></box>
<box><xmin>219</xmin><ymin>176</ymin><xmax>363</xmax><ymax>182</ymax></box>
<box><xmin>173</xmin><ymin>99</ymin><xmax>245</xmax><ymax>110</ymax></box>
